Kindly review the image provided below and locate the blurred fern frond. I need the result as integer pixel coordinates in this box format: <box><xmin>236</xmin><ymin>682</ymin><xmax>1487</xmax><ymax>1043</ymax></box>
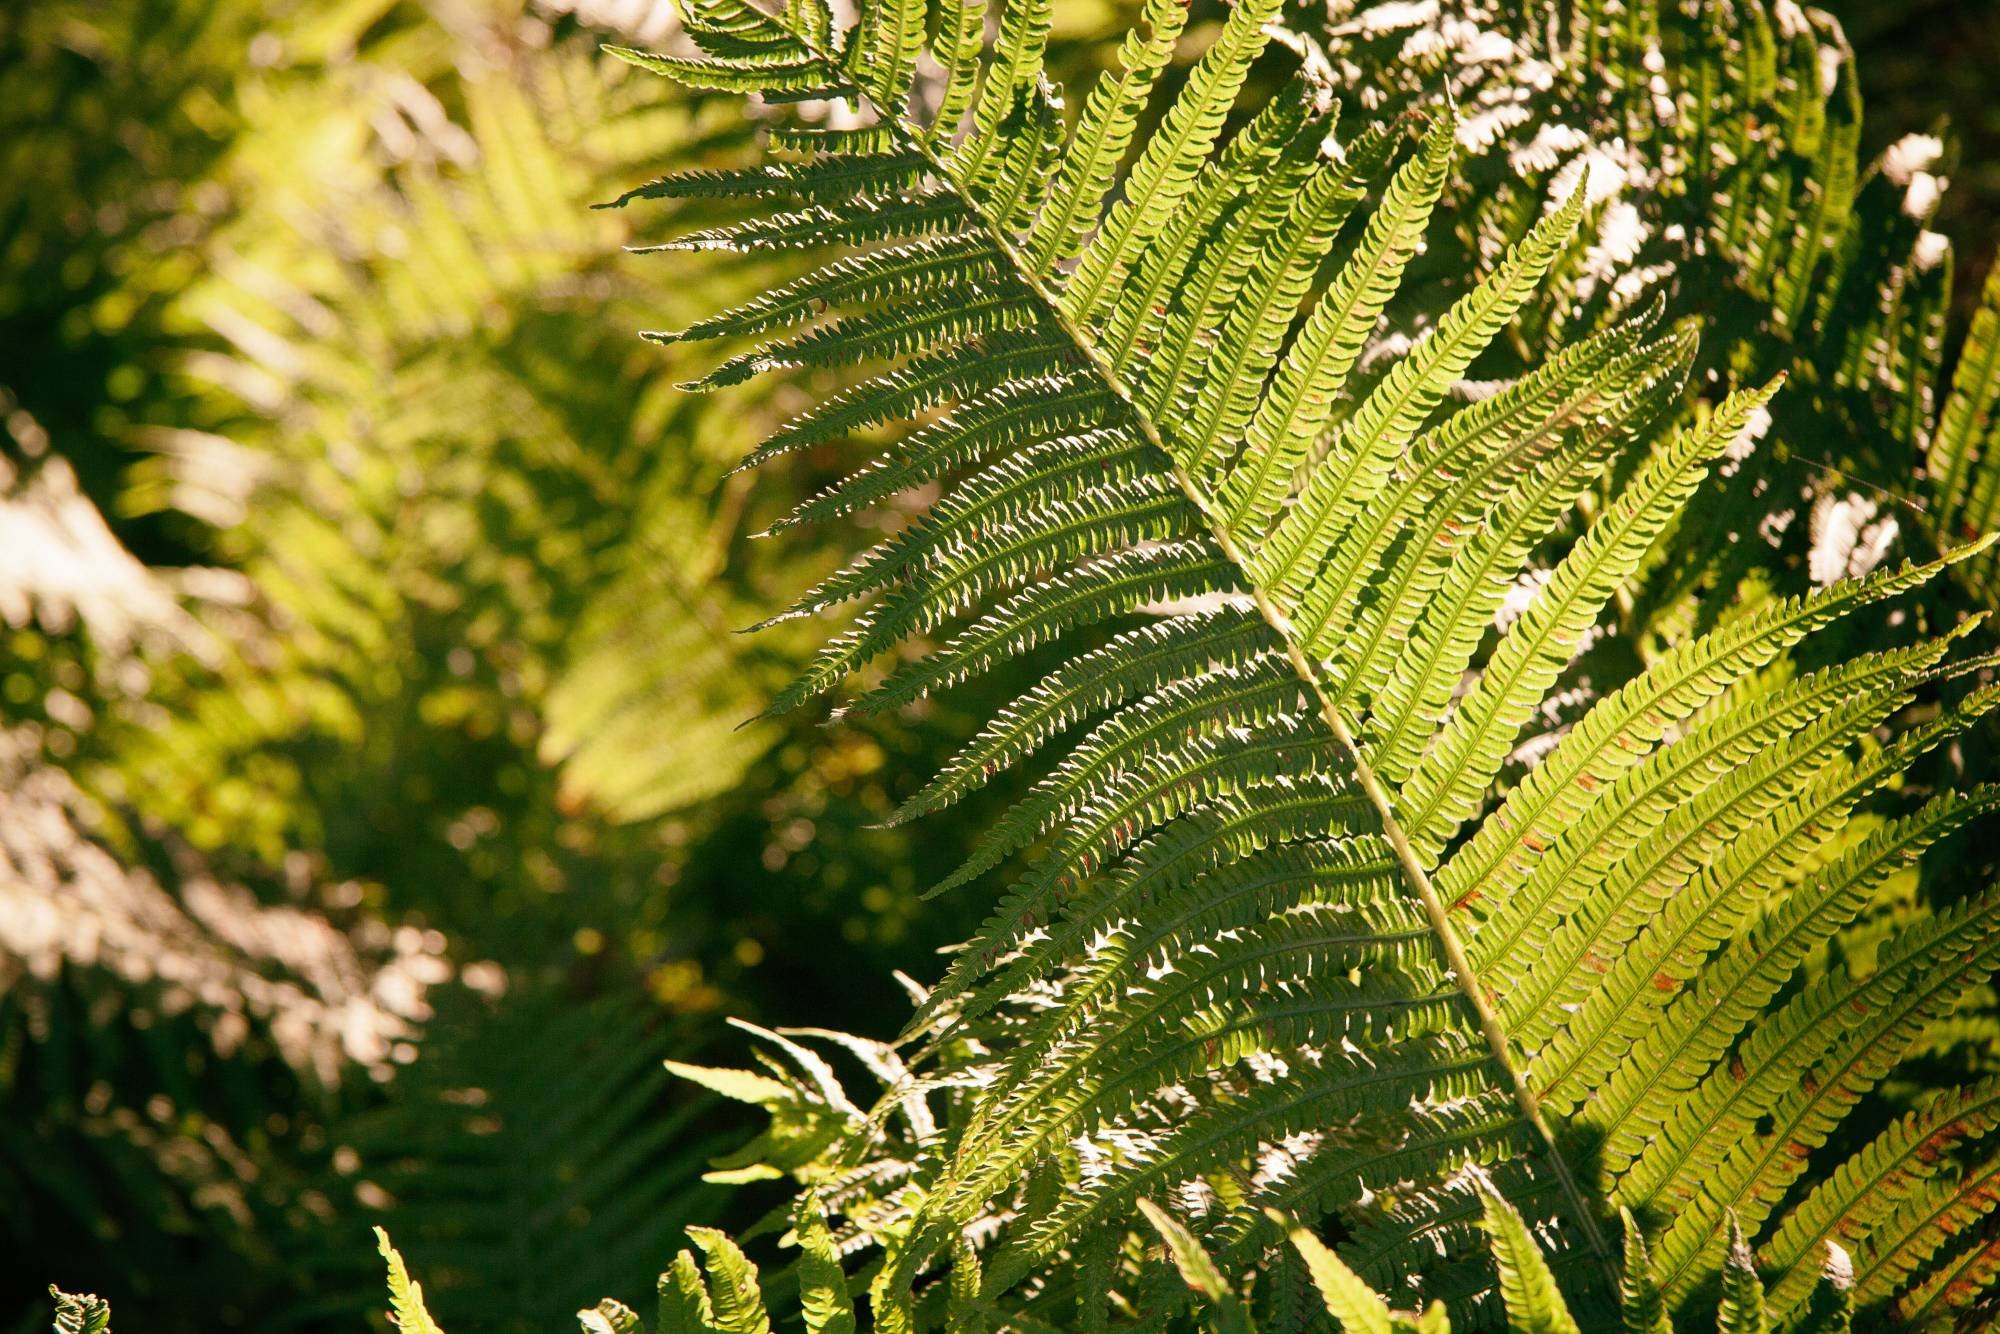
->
<box><xmin>1</xmin><ymin>2</ymin><xmax>815</xmax><ymax>1327</ymax></box>
<box><xmin>113</xmin><ymin>32</ymin><xmax>795</xmax><ymax>865</ymax></box>
<box><xmin>319</xmin><ymin>986</ymin><xmax>730</xmax><ymax>1333</ymax></box>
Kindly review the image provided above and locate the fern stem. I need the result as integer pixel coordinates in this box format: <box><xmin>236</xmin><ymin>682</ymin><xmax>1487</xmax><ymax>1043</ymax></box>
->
<box><xmin>792</xmin><ymin>20</ymin><xmax>1614</xmax><ymax>1276</ymax></box>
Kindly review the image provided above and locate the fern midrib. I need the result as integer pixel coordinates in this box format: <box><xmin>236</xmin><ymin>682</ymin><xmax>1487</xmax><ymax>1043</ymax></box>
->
<box><xmin>770</xmin><ymin>29</ymin><xmax>1617</xmax><ymax>1268</ymax></box>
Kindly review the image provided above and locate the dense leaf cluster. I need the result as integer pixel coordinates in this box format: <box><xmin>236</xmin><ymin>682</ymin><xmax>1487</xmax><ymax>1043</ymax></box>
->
<box><xmin>590</xmin><ymin>0</ymin><xmax>2000</xmax><ymax>1326</ymax></box>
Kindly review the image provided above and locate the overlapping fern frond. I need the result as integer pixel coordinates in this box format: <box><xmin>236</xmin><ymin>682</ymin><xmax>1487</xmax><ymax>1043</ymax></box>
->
<box><xmin>319</xmin><ymin>989</ymin><xmax>727</xmax><ymax>1333</ymax></box>
<box><xmin>1317</xmin><ymin>1</ymin><xmax>1995</xmax><ymax>615</ymax></box>
<box><xmin>612</xmin><ymin>0</ymin><xmax>2000</xmax><ymax>1326</ymax></box>
<box><xmin>1323</xmin><ymin>0</ymin><xmax>2000</xmax><ymax>1107</ymax></box>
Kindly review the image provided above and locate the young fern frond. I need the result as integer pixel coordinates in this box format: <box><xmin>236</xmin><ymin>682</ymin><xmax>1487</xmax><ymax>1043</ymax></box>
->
<box><xmin>378</xmin><ymin>1229</ymin><xmax>449</xmax><ymax>1334</ymax></box>
<box><xmin>613</xmin><ymin>0</ymin><xmax>2000</xmax><ymax>1325</ymax></box>
<box><xmin>366</xmin><ymin>1197</ymin><xmax>1874</xmax><ymax>1334</ymax></box>
<box><xmin>49</xmin><ymin>1290</ymin><xmax>112</xmax><ymax>1334</ymax></box>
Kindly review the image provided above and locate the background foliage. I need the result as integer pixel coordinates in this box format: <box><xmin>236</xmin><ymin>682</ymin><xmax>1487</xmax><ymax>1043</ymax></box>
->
<box><xmin>3</xmin><ymin>0</ymin><xmax>1149</xmax><ymax>1326</ymax></box>
<box><xmin>5</xmin><ymin>0</ymin><xmax>2000</xmax><ymax>1329</ymax></box>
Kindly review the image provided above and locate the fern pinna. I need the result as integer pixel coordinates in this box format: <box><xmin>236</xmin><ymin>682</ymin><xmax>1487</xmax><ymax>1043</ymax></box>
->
<box><xmin>610</xmin><ymin>0</ymin><xmax>2000</xmax><ymax>1326</ymax></box>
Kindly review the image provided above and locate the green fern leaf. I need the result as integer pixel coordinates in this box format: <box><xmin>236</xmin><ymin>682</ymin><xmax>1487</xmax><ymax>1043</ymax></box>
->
<box><xmin>1024</xmin><ymin>0</ymin><xmax>1188</xmax><ymax>275</ymax></box>
<box><xmin>1274</xmin><ymin>1208</ymin><xmax>1397</xmax><ymax>1334</ymax></box>
<box><xmin>613</xmin><ymin>0</ymin><xmax>2000</xmax><ymax>1323</ymax></box>
<box><xmin>1060</xmin><ymin>0</ymin><xmax>1283</xmax><ymax>323</ymax></box>
<box><xmin>1762</xmin><ymin>1078</ymin><xmax>2000</xmax><ymax>1318</ymax></box>
<box><xmin>1481</xmin><ymin>1191</ymin><xmax>1582</xmax><ymax>1334</ymax></box>
<box><xmin>793</xmin><ymin>1198</ymin><xmax>856</xmax><ymax>1334</ymax></box>
<box><xmin>1616</xmin><ymin>1209</ymin><xmax>1669</xmax><ymax>1334</ymax></box>
<box><xmin>1217</xmin><ymin>111</ymin><xmax>1453</xmax><ymax>536</ymax></box>
<box><xmin>1715</xmin><ymin>1218</ymin><xmax>1769</xmax><ymax>1334</ymax></box>
<box><xmin>376</xmin><ymin>1229</ymin><xmax>448</xmax><ymax>1334</ymax></box>
<box><xmin>660</xmin><ymin>1252</ymin><xmax>718</xmax><ymax>1333</ymax></box>
<box><xmin>1138</xmin><ymin>1198</ymin><xmax>1254</xmax><ymax>1334</ymax></box>
<box><xmin>686</xmin><ymin>1228</ymin><xmax>774</xmax><ymax>1334</ymax></box>
<box><xmin>49</xmin><ymin>1290</ymin><xmax>111</xmax><ymax>1334</ymax></box>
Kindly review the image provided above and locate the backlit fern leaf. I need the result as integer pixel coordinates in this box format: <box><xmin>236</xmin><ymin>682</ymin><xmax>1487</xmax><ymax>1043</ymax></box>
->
<box><xmin>610</xmin><ymin>0</ymin><xmax>2000</xmax><ymax>1325</ymax></box>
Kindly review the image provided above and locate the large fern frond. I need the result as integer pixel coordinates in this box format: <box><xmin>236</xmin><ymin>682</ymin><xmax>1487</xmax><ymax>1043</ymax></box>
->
<box><xmin>614</xmin><ymin>0</ymin><xmax>2000</xmax><ymax>1325</ymax></box>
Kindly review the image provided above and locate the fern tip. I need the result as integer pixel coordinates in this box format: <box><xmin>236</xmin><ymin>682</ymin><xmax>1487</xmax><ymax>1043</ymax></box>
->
<box><xmin>1953</xmin><ymin>528</ymin><xmax>2000</xmax><ymax>560</ymax></box>
<box><xmin>919</xmin><ymin>875</ymin><xmax>967</xmax><ymax>901</ymax></box>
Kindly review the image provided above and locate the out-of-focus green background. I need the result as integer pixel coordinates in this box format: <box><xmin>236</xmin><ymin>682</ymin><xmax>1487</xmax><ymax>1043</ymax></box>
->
<box><xmin>1</xmin><ymin>0</ymin><xmax>1994</xmax><ymax>1329</ymax></box>
<box><xmin>1820</xmin><ymin>0</ymin><xmax>2000</xmax><ymax>317</ymax></box>
<box><xmin>1</xmin><ymin>2</ymin><xmax>1132</xmax><ymax>1327</ymax></box>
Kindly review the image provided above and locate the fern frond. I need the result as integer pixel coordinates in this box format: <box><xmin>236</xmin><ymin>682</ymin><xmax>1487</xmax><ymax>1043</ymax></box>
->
<box><xmin>378</xmin><ymin>1229</ymin><xmax>449</xmax><ymax>1334</ymax></box>
<box><xmin>1402</xmin><ymin>379</ymin><xmax>1783</xmax><ymax>870</ymax></box>
<box><xmin>1616</xmin><ymin>1209</ymin><xmax>1670</xmax><ymax>1334</ymax></box>
<box><xmin>889</xmin><ymin>607</ymin><xmax>1268</xmax><ymax>824</ymax></box>
<box><xmin>1624</xmin><ymin>888</ymin><xmax>2000</xmax><ymax>1297</ymax></box>
<box><xmin>1715</xmin><ymin>1217</ymin><xmax>1769</xmax><ymax>1334</ymax></box>
<box><xmin>1493</xmin><ymin>633</ymin><xmax>1975</xmax><ymax>1041</ymax></box>
<box><xmin>49</xmin><ymin>1290</ymin><xmax>111</xmax><ymax>1334</ymax></box>
<box><xmin>617</xmin><ymin>0</ymin><xmax>2000</xmax><ymax>1322</ymax></box>
<box><xmin>793</xmin><ymin>1198</ymin><xmax>857</xmax><ymax>1334</ymax></box>
<box><xmin>1138</xmin><ymin>1198</ymin><xmax>1254</xmax><ymax>1334</ymax></box>
<box><xmin>1763</xmin><ymin>1077</ymin><xmax>2000</xmax><ymax>1319</ymax></box>
<box><xmin>1422</xmin><ymin>540</ymin><xmax>1994</xmax><ymax>882</ymax></box>
<box><xmin>686</xmin><ymin>1229</ymin><xmax>776</xmax><ymax>1334</ymax></box>
<box><xmin>1059</xmin><ymin>0</ymin><xmax>1283</xmax><ymax>323</ymax></box>
<box><xmin>1217</xmin><ymin>112</ymin><xmax>1454</xmax><ymax>536</ymax></box>
<box><xmin>1024</xmin><ymin>0</ymin><xmax>1187</xmax><ymax>276</ymax></box>
<box><xmin>661</xmin><ymin>1252</ymin><xmax>720</xmax><ymax>1332</ymax></box>
<box><xmin>648</xmin><ymin>191</ymin><xmax>972</xmax><ymax>253</ymax></box>
<box><xmin>1482</xmin><ymin>1190</ymin><xmax>1582</xmax><ymax>1334</ymax></box>
<box><xmin>1276</xmin><ymin>1207</ymin><xmax>1401</xmax><ymax>1334</ymax></box>
<box><xmin>1253</xmin><ymin>182</ymin><xmax>1590</xmax><ymax>602</ymax></box>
